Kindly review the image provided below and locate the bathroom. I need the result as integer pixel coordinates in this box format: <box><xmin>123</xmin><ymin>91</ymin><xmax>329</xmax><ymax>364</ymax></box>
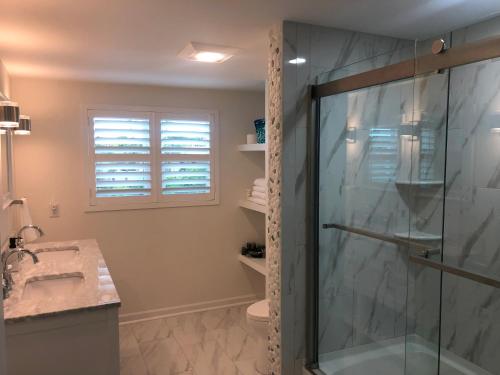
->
<box><xmin>2</xmin><ymin>1</ymin><xmax>500</xmax><ymax>375</ymax></box>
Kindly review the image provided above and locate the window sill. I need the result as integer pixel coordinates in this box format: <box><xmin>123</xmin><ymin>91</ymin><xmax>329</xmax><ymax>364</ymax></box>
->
<box><xmin>85</xmin><ymin>199</ymin><xmax>220</xmax><ymax>212</ymax></box>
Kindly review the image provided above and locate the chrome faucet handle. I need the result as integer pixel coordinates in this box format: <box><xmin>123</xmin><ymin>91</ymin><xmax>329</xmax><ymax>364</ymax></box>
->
<box><xmin>1</xmin><ymin>247</ymin><xmax>39</xmax><ymax>300</ymax></box>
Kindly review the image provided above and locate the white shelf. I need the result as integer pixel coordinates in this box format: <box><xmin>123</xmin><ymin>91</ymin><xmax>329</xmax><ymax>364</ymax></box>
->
<box><xmin>238</xmin><ymin>254</ymin><xmax>267</xmax><ymax>276</ymax></box>
<box><xmin>239</xmin><ymin>199</ymin><xmax>266</xmax><ymax>214</ymax></box>
<box><xmin>394</xmin><ymin>231</ymin><xmax>442</xmax><ymax>241</ymax></box>
<box><xmin>238</xmin><ymin>143</ymin><xmax>266</xmax><ymax>152</ymax></box>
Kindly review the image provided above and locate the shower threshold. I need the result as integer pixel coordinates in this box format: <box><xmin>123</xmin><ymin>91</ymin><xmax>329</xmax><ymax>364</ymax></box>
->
<box><xmin>318</xmin><ymin>335</ymin><xmax>491</xmax><ymax>375</ymax></box>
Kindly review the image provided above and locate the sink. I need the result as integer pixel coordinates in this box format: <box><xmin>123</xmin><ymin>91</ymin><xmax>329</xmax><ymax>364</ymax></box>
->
<box><xmin>32</xmin><ymin>246</ymin><xmax>80</xmax><ymax>262</ymax></box>
<box><xmin>23</xmin><ymin>272</ymin><xmax>85</xmax><ymax>300</ymax></box>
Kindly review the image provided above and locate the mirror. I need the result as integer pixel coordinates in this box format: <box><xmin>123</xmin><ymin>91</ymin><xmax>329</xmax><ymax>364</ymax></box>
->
<box><xmin>0</xmin><ymin>131</ymin><xmax>12</xmax><ymax>207</ymax></box>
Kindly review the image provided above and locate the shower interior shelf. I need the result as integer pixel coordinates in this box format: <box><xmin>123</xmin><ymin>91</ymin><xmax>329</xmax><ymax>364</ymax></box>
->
<box><xmin>395</xmin><ymin>180</ymin><xmax>443</xmax><ymax>188</ymax></box>
<box><xmin>394</xmin><ymin>231</ymin><xmax>442</xmax><ymax>241</ymax></box>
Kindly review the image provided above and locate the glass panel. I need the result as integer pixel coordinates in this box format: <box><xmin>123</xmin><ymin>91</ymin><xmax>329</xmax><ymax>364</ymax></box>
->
<box><xmin>315</xmin><ymin>23</ymin><xmax>500</xmax><ymax>375</ymax></box>
<box><xmin>404</xmin><ymin>67</ymin><xmax>449</xmax><ymax>375</ymax></box>
<box><xmin>317</xmin><ymin>74</ymin><xmax>416</xmax><ymax>374</ymax></box>
<box><xmin>438</xmin><ymin>49</ymin><xmax>500</xmax><ymax>375</ymax></box>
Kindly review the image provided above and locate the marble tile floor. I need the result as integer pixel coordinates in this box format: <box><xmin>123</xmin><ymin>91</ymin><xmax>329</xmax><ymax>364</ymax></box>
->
<box><xmin>119</xmin><ymin>304</ymin><xmax>261</xmax><ymax>375</ymax></box>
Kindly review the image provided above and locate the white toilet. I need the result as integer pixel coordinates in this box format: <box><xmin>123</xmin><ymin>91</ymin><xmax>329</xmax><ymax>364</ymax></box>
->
<box><xmin>246</xmin><ymin>299</ymin><xmax>270</xmax><ymax>374</ymax></box>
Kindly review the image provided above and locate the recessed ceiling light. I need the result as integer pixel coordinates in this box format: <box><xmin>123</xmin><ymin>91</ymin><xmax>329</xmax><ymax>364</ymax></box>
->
<box><xmin>289</xmin><ymin>57</ymin><xmax>306</xmax><ymax>64</ymax></box>
<box><xmin>178</xmin><ymin>42</ymin><xmax>238</xmax><ymax>63</ymax></box>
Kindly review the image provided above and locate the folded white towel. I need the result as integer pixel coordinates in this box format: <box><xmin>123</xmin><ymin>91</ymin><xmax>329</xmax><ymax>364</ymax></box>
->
<box><xmin>252</xmin><ymin>185</ymin><xmax>266</xmax><ymax>193</ymax></box>
<box><xmin>248</xmin><ymin>196</ymin><xmax>266</xmax><ymax>206</ymax></box>
<box><xmin>253</xmin><ymin>178</ymin><xmax>266</xmax><ymax>187</ymax></box>
<box><xmin>251</xmin><ymin>191</ymin><xmax>267</xmax><ymax>200</ymax></box>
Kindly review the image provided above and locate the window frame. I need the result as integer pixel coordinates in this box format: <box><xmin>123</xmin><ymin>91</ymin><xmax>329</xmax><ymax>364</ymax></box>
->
<box><xmin>83</xmin><ymin>105</ymin><xmax>220</xmax><ymax>212</ymax></box>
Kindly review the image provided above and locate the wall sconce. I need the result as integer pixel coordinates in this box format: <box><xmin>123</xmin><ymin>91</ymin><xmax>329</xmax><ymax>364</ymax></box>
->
<box><xmin>0</xmin><ymin>101</ymin><xmax>20</xmax><ymax>128</ymax></box>
<box><xmin>346</xmin><ymin>127</ymin><xmax>356</xmax><ymax>143</ymax></box>
<box><xmin>14</xmin><ymin>115</ymin><xmax>31</xmax><ymax>135</ymax></box>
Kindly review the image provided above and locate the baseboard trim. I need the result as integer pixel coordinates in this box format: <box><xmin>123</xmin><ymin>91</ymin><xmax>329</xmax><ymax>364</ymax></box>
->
<box><xmin>119</xmin><ymin>294</ymin><xmax>259</xmax><ymax>325</ymax></box>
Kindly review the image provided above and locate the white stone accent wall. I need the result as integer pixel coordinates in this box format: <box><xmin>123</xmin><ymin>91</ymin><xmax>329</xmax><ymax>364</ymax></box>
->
<box><xmin>266</xmin><ymin>23</ymin><xmax>283</xmax><ymax>375</ymax></box>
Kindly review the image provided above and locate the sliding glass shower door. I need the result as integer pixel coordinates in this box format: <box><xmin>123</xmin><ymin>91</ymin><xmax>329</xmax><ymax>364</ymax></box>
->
<box><xmin>316</xmin><ymin>60</ymin><xmax>446</xmax><ymax>375</ymax></box>
<box><xmin>311</xmin><ymin>32</ymin><xmax>500</xmax><ymax>375</ymax></box>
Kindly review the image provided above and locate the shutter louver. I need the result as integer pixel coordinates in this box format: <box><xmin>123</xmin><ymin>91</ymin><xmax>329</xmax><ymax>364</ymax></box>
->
<box><xmin>162</xmin><ymin>161</ymin><xmax>211</xmax><ymax>195</ymax></box>
<box><xmin>94</xmin><ymin>118</ymin><xmax>150</xmax><ymax>154</ymax></box>
<box><xmin>160</xmin><ymin>119</ymin><xmax>213</xmax><ymax>197</ymax></box>
<box><xmin>419</xmin><ymin>129</ymin><xmax>435</xmax><ymax>181</ymax></box>
<box><xmin>95</xmin><ymin>161</ymin><xmax>151</xmax><ymax>198</ymax></box>
<box><xmin>92</xmin><ymin>116</ymin><xmax>153</xmax><ymax>200</ymax></box>
<box><xmin>369</xmin><ymin>128</ymin><xmax>398</xmax><ymax>183</ymax></box>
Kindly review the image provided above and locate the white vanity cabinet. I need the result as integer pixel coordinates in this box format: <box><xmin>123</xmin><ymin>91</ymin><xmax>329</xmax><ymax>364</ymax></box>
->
<box><xmin>6</xmin><ymin>307</ymin><xmax>119</xmax><ymax>375</ymax></box>
<box><xmin>2</xmin><ymin>239</ymin><xmax>121</xmax><ymax>375</ymax></box>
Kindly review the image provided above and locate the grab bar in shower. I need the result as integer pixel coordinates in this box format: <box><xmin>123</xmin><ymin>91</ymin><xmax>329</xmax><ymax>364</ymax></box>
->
<box><xmin>409</xmin><ymin>255</ymin><xmax>500</xmax><ymax>289</ymax></box>
<box><xmin>322</xmin><ymin>222</ymin><xmax>500</xmax><ymax>289</ymax></box>
<box><xmin>322</xmin><ymin>223</ymin><xmax>435</xmax><ymax>254</ymax></box>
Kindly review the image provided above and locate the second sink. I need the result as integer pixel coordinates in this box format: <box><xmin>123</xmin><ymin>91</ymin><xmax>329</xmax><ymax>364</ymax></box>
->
<box><xmin>23</xmin><ymin>272</ymin><xmax>85</xmax><ymax>300</ymax></box>
<box><xmin>32</xmin><ymin>246</ymin><xmax>80</xmax><ymax>262</ymax></box>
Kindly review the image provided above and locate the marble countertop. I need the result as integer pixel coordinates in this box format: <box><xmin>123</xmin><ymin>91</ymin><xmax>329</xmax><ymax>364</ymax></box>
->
<box><xmin>3</xmin><ymin>239</ymin><xmax>121</xmax><ymax>323</ymax></box>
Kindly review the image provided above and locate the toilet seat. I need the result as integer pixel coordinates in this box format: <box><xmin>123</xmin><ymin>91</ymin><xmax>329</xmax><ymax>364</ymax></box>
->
<box><xmin>247</xmin><ymin>299</ymin><xmax>269</xmax><ymax>322</ymax></box>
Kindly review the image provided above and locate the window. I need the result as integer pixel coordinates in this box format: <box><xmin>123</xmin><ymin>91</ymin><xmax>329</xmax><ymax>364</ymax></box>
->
<box><xmin>85</xmin><ymin>106</ymin><xmax>219</xmax><ymax>210</ymax></box>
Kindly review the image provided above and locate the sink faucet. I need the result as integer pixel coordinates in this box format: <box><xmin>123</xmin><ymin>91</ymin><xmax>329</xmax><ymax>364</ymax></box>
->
<box><xmin>13</xmin><ymin>225</ymin><xmax>45</xmax><ymax>258</ymax></box>
<box><xmin>2</xmin><ymin>246</ymin><xmax>39</xmax><ymax>299</ymax></box>
<box><xmin>16</xmin><ymin>224</ymin><xmax>45</xmax><ymax>239</ymax></box>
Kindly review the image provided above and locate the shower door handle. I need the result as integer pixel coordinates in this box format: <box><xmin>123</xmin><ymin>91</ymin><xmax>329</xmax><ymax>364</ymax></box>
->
<box><xmin>409</xmin><ymin>254</ymin><xmax>500</xmax><ymax>289</ymax></box>
<box><xmin>323</xmin><ymin>222</ymin><xmax>500</xmax><ymax>289</ymax></box>
<box><xmin>322</xmin><ymin>222</ymin><xmax>432</xmax><ymax>253</ymax></box>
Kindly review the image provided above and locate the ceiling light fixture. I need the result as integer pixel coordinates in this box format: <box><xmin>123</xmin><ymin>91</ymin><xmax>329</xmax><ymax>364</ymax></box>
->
<box><xmin>289</xmin><ymin>57</ymin><xmax>306</xmax><ymax>64</ymax></box>
<box><xmin>0</xmin><ymin>101</ymin><xmax>20</xmax><ymax>128</ymax></box>
<box><xmin>14</xmin><ymin>115</ymin><xmax>31</xmax><ymax>135</ymax></box>
<box><xmin>178</xmin><ymin>42</ymin><xmax>239</xmax><ymax>63</ymax></box>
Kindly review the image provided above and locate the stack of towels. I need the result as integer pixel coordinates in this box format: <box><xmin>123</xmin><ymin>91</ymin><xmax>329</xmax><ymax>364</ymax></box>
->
<box><xmin>247</xmin><ymin>178</ymin><xmax>267</xmax><ymax>206</ymax></box>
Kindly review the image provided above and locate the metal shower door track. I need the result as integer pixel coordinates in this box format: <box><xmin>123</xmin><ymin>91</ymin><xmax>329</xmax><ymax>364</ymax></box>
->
<box><xmin>312</xmin><ymin>36</ymin><xmax>500</xmax><ymax>98</ymax></box>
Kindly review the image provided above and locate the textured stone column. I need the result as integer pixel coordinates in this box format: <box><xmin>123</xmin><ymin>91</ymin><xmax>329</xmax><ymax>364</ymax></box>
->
<box><xmin>266</xmin><ymin>23</ymin><xmax>283</xmax><ymax>375</ymax></box>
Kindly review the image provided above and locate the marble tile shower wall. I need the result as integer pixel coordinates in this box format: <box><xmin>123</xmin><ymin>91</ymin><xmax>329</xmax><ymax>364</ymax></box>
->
<box><xmin>437</xmin><ymin>15</ymin><xmax>500</xmax><ymax>374</ymax></box>
<box><xmin>280</xmin><ymin>21</ymin><xmax>412</xmax><ymax>373</ymax></box>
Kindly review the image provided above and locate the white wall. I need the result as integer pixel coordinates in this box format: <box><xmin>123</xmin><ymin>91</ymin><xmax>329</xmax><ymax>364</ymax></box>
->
<box><xmin>10</xmin><ymin>77</ymin><xmax>266</xmax><ymax>316</ymax></box>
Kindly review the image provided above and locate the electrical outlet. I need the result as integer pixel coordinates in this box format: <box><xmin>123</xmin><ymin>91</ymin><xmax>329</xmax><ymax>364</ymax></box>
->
<box><xmin>50</xmin><ymin>203</ymin><xmax>60</xmax><ymax>218</ymax></box>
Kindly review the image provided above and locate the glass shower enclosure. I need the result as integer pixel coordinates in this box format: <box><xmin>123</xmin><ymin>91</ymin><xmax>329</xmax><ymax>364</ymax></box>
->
<box><xmin>308</xmin><ymin>32</ymin><xmax>500</xmax><ymax>375</ymax></box>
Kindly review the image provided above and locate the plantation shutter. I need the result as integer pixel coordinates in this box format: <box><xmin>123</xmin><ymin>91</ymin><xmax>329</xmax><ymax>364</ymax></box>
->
<box><xmin>368</xmin><ymin>128</ymin><xmax>398</xmax><ymax>183</ymax></box>
<box><xmin>89</xmin><ymin>112</ymin><xmax>155</xmax><ymax>205</ymax></box>
<box><xmin>159</xmin><ymin>115</ymin><xmax>215</xmax><ymax>201</ymax></box>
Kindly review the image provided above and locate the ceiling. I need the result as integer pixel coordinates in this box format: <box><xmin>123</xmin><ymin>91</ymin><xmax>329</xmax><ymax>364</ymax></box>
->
<box><xmin>1</xmin><ymin>0</ymin><xmax>500</xmax><ymax>91</ymax></box>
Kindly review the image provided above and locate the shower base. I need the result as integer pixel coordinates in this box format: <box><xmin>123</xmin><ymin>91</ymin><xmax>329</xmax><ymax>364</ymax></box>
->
<box><xmin>318</xmin><ymin>335</ymin><xmax>491</xmax><ymax>375</ymax></box>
